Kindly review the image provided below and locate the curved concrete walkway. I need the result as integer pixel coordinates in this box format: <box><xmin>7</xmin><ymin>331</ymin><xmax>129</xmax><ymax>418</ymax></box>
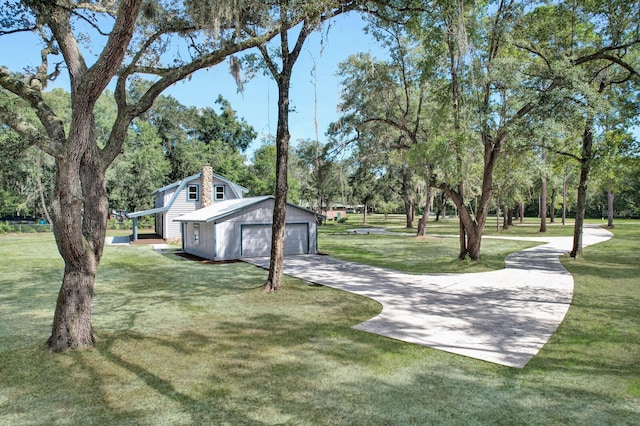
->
<box><xmin>245</xmin><ymin>225</ymin><xmax>612</xmax><ymax>368</ymax></box>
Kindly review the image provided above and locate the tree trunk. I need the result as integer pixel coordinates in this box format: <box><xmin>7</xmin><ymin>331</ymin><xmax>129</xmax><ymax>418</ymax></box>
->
<box><xmin>503</xmin><ymin>204</ymin><xmax>509</xmax><ymax>230</ymax></box>
<box><xmin>539</xmin><ymin>175</ymin><xmax>547</xmax><ymax>232</ymax></box>
<box><xmin>466</xmin><ymin>229</ymin><xmax>483</xmax><ymax>260</ymax></box>
<box><xmin>457</xmin><ymin>204</ymin><xmax>483</xmax><ymax>260</ymax></box>
<box><xmin>607</xmin><ymin>190</ymin><xmax>614</xmax><ymax>228</ymax></box>
<box><xmin>417</xmin><ymin>170</ymin><xmax>433</xmax><ymax>237</ymax></box>
<box><xmin>35</xmin><ymin>167</ymin><xmax>53</xmax><ymax>225</ymax></box>
<box><xmin>550</xmin><ymin>187</ymin><xmax>556</xmax><ymax>223</ymax></box>
<box><xmin>48</xmin><ymin>132</ymin><xmax>108</xmax><ymax>351</ymax></box>
<box><xmin>562</xmin><ymin>165</ymin><xmax>568</xmax><ymax>226</ymax></box>
<box><xmin>362</xmin><ymin>202</ymin><xmax>368</xmax><ymax>224</ymax></box>
<box><xmin>401</xmin><ymin>165</ymin><xmax>413</xmax><ymax>228</ymax></box>
<box><xmin>49</xmin><ymin>265</ymin><xmax>96</xmax><ymax>351</ymax></box>
<box><xmin>539</xmin><ymin>152</ymin><xmax>547</xmax><ymax>232</ymax></box>
<box><xmin>264</xmin><ymin>74</ymin><xmax>291</xmax><ymax>292</ymax></box>
<box><xmin>434</xmin><ymin>192</ymin><xmax>446</xmax><ymax>221</ymax></box>
<box><xmin>519</xmin><ymin>202</ymin><xmax>525</xmax><ymax>224</ymax></box>
<box><xmin>458</xmin><ymin>218</ymin><xmax>467</xmax><ymax>259</ymax></box>
<box><xmin>571</xmin><ymin>116</ymin><xmax>594</xmax><ymax>258</ymax></box>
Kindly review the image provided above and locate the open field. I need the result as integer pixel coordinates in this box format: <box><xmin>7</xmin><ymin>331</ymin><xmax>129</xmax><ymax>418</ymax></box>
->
<box><xmin>0</xmin><ymin>220</ymin><xmax>638</xmax><ymax>424</ymax></box>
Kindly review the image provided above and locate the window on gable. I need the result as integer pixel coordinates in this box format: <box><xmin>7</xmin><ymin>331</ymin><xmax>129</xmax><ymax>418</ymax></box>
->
<box><xmin>214</xmin><ymin>185</ymin><xmax>225</xmax><ymax>201</ymax></box>
<box><xmin>187</xmin><ymin>184</ymin><xmax>199</xmax><ymax>201</ymax></box>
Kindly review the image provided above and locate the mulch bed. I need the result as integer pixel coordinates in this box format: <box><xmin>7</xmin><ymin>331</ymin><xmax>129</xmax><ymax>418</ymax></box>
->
<box><xmin>173</xmin><ymin>251</ymin><xmax>242</xmax><ymax>265</ymax></box>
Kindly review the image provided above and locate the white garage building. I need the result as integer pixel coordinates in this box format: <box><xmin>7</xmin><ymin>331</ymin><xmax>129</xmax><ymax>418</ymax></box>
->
<box><xmin>174</xmin><ymin>195</ymin><xmax>323</xmax><ymax>261</ymax></box>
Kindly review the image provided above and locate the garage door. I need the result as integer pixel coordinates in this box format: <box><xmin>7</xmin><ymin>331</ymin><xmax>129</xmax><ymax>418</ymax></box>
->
<box><xmin>241</xmin><ymin>224</ymin><xmax>309</xmax><ymax>257</ymax></box>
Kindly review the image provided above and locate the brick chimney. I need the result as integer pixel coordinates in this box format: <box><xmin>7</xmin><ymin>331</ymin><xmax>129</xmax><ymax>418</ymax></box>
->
<box><xmin>201</xmin><ymin>164</ymin><xmax>213</xmax><ymax>207</ymax></box>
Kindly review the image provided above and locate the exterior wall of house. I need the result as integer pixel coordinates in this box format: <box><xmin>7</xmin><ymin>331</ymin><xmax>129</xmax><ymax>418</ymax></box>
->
<box><xmin>161</xmin><ymin>176</ymin><xmax>242</xmax><ymax>240</ymax></box>
<box><xmin>182</xmin><ymin>198</ymin><xmax>319</xmax><ymax>261</ymax></box>
<box><xmin>163</xmin><ymin>180</ymin><xmax>200</xmax><ymax>239</ymax></box>
<box><xmin>155</xmin><ymin>192</ymin><xmax>164</xmax><ymax>208</ymax></box>
<box><xmin>182</xmin><ymin>221</ymin><xmax>216</xmax><ymax>259</ymax></box>
<box><xmin>325</xmin><ymin>207</ymin><xmax>347</xmax><ymax>221</ymax></box>
<box><xmin>155</xmin><ymin>212</ymin><xmax>163</xmax><ymax>236</ymax></box>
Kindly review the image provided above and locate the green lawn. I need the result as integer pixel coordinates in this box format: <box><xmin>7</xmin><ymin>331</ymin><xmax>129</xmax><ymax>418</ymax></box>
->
<box><xmin>318</xmin><ymin>215</ymin><xmax>578</xmax><ymax>273</ymax></box>
<box><xmin>0</xmin><ymin>221</ymin><xmax>638</xmax><ymax>424</ymax></box>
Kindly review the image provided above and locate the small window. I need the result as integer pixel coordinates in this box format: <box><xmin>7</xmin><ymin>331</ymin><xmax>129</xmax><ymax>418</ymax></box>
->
<box><xmin>214</xmin><ymin>185</ymin><xmax>225</xmax><ymax>201</ymax></box>
<box><xmin>193</xmin><ymin>223</ymin><xmax>199</xmax><ymax>245</ymax></box>
<box><xmin>187</xmin><ymin>184</ymin><xmax>199</xmax><ymax>201</ymax></box>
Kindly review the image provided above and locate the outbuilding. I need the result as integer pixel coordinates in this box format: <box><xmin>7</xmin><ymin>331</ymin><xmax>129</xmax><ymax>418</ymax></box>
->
<box><xmin>174</xmin><ymin>195</ymin><xmax>323</xmax><ymax>261</ymax></box>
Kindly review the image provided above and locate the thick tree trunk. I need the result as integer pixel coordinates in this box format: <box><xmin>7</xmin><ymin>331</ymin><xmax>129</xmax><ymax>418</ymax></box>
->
<box><xmin>48</xmin><ymin>135</ymin><xmax>108</xmax><ymax>351</ymax></box>
<box><xmin>607</xmin><ymin>190</ymin><xmax>614</xmax><ymax>227</ymax></box>
<box><xmin>455</xmin><ymin>204</ymin><xmax>484</xmax><ymax>260</ymax></box>
<box><xmin>466</xmin><ymin>228</ymin><xmax>483</xmax><ymax>260</ymax></box>
<box><xmin>571</xmin><ymin>117</ymin><xmax>594</xmax><ymax>258</ymax></box>
<box><xmin>48</xmin><ymin>266</ymin><xmax>96</xmax><ymax>351</ymax></box>
<box><xmin>519</xmin><ymin>202</ymin><xmax>525</xmax><ymax>224</ymax></box>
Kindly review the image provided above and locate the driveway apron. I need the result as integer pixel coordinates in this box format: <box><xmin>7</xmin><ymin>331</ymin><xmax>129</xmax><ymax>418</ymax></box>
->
<box><xmin>244</xmin><ymin>225</ymin><xmax>612</xmax><ymax>368</ymax></box>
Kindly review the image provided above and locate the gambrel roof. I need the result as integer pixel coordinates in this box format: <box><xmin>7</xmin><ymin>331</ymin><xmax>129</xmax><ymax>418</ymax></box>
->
<box><xmin>128</xmin><ymin>172</ymin><xmax>248</xmax><ymax>218</ymax></box>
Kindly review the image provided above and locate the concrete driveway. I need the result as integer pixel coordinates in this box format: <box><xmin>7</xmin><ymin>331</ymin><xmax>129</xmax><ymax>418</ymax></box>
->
<box><xmin>244</xmin><ymin>225</ymin><xmax>612</xmax><ymax>368</ymax></box>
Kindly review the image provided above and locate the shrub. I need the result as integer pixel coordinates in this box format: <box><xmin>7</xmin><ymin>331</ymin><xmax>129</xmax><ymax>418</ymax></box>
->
<box><xmin>0</xmin><ymin>222</ymin><xmax>13</xmax><ymax>234</ymax></box>
<box><xmin>35</xmin><ymin>224</ymin><xmax>51</xmax><ymax>233</ymax></box>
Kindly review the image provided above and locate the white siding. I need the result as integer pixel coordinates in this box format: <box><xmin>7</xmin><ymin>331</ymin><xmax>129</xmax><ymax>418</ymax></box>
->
<box><xmin>182</xmin><ymin>221</ymin><xmax>215</xmax><ymax>259</ymax></box>
<box><xmin>161</xmin><ymin>177</ymin><xmax>242</xmax><ymax>239</ymax></box>
<box><xmin>211</xmin><ymin>177</ymin><xmax>241</xmax><ymax>201</ymax></box>
<box><xmin>180</xmin><ymin>197</ymin><xmax>319</xmax><ymax>261</ymax></box>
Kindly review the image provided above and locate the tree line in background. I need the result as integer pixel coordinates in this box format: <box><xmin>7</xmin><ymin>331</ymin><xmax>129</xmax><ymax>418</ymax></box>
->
<box><xmin>2</xmin><ymin>82</ymin><xmax>638</xmax><ymax>228</ymax></box>
<box><xmin>0</xmin><ymin>0</ymin><xmax>637</xmax><ymax>351</ymax></box>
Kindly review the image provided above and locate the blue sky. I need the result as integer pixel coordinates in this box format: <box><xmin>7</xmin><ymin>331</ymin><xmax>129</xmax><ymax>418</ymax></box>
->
<box><xmin>2</xmin><ymin>12</ymin><xmax>635</xmax><ymax>155</ymax></box>
<box><xmin>0</xmin><ymin>12</ymin><xmax>382</xmax><ymax>157</ymax></box>
<box><xmin>164</xmin><ymin>13</ymin><xmax>383</xmax><ymax>153</ymax></box>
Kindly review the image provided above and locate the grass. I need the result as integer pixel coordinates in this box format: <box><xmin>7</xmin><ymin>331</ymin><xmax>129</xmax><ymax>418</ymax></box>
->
<box><xmin>320</xmin><ymin>233</ymin><xmax>539</xmax><ymax>273</ymax></box>
<box><xmin>0</xmin><ymin>220</ymin><xmax>638</xmax><ymax>424</ymax></box>
<box><xmin>321</xmin><ymin>213</ymin><xmax>582</xmax><ymax>237</ymax></box>
<box><xmin>318</xmin><ymin>215</ymin><xmax>576</xmax><ymax>273</ymax></box>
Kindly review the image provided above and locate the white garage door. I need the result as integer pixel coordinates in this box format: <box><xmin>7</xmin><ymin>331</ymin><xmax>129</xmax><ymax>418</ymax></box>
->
<box><xmin>241</xmin><ymin>224</ymin><xmax>309</xmax><ymax>257</ymax></box>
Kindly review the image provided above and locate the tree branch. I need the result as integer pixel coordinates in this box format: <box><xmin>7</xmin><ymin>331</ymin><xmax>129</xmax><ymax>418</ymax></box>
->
<box><xmin>0</xmin><ymin>104</ymin><xmax>57</xmax><ymax>157</ymax></box>
<box><xmin>101</xmin><ymin>22</ymin><xmax>286</xmax><ymax>167</ymax></box>
<box><xmin>573</xmin><ymin>50</ymin><xmax>640</xmax><ymax>79</ymax></box>
<box><xmin>555</xmin><ymin>150</ymin><xmax>583</xmax><ymax>163</ymax></box>
<box><xmin>81</xmin><ymin>0</ymin><xmax>143</xmax><ymax>104</ymax></box>
<box><xmin>0</xmin><ymin>69</ymin><xmax>66</xmax><ymax>154</ymax></box>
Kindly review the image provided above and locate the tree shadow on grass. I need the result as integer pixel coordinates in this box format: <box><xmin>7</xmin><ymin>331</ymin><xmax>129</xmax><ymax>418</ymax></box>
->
<box><xmin>2</xmin><ymin>305</ymin><xmax>639</xmax><ymax>425</ymax></box>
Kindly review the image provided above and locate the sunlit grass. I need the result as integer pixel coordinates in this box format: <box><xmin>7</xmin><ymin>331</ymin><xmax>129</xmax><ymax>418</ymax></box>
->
<box><xmin>321</xmin><ymin>213</ymin><xmax>584</xmax><ymax>237</ymax></box>
<box><xmin>319</xmin><ymin>233</ymin><xmax>539</xmax><ymax>273</ymax></box>
<box><xmin>1</xmin><ymin>222</ymin><xmax>638</xmax><ymax>424</ymax></box>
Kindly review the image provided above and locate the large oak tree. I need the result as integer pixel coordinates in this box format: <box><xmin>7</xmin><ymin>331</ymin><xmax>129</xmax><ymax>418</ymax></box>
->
<box><xmin>0</xmin><ymin>0</ymin><xmax>328</xmax><ymax>351</ymax></box>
